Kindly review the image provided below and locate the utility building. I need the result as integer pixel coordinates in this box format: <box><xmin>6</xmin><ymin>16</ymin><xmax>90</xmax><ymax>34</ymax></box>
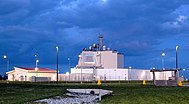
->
<box><xmin>6</xmin><ymin>67</ymin><xmax>57</xmax><ymax>82</ymax></box>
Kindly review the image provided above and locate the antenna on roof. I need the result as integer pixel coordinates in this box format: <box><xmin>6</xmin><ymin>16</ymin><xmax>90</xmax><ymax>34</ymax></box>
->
<box><xmin>99</xmin><ymin>33</ymin><xmax>103</xmax><ymax>51</ymax></box>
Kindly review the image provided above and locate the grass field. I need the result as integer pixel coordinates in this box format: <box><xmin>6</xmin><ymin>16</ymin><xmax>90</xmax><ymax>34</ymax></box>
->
<box><xmin>0</xmin><ymin>81</ymin><xmax>189</xmax><ymax>104</ymax></box>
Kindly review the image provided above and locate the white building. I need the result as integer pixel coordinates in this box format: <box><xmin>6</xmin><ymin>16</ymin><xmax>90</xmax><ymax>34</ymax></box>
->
<box><xmin>6</xmin><ymin>67</ymin><xmax>57</xmax><ymax>81</ymax></box>
<box><xmin>70</xmin><ymin>35</ymin><xmax>173</xmax><ymax>81</ymax></box>
<box><xmin>77</xmin><ymin>50</ymin><xmax>124</xmax><ymax>69</ymax></box>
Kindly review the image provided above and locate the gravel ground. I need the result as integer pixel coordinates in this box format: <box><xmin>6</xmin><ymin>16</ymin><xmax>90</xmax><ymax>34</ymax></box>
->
<box><xmin>35</xmin><ymin>94</ymin><xmax>99</xmax><ymax>104</ymax></box>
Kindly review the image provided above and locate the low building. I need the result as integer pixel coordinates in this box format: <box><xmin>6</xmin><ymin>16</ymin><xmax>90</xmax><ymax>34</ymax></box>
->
<box><xmin>6</xmin><ymin>67</ymin><xmax>57</xmax><ymax>82</ymax></box>
<box><xmin>150</xmin><ymin>69</ymin><xmax>180</xmax><ymax>86</ymax></box>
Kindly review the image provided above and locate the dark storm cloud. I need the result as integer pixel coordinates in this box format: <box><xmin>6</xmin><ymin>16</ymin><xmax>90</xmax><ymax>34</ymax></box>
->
<box><xmin>0</xmin><ymin>0</ymin><xmax>189</xmax><ymax>70</ymax></box>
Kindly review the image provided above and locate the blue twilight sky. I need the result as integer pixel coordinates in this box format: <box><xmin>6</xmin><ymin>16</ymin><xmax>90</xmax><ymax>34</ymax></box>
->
<box><xmin>0</xmin><ymin>0</ymin><xmax>189</xmax><ymax>76</ymax></box>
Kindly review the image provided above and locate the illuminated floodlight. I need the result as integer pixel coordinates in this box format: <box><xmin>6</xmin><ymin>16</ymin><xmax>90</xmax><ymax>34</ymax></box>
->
<box><xmin>3</xmin><ymin>55</ymin><xmax>7</xmax><ymax>59</ymax></box>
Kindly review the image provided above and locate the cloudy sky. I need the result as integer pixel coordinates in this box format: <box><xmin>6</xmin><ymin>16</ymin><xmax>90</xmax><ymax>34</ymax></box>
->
<box><xmin>0</xmin><ymin>0</ymin><xmax>189</xmax><ymax>75</ymax></box>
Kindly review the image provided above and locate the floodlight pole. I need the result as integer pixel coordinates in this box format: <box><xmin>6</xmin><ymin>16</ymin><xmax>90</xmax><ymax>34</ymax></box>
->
<box><xmin>68</xmin><ymin>58</ymin><xmax>70</xmax><ymax>70</ymax></box>
<box><xmin>162</xmin><ymin>50</ymin><xmax>165</xmax><ymax>70</ymax></box>
<box><xmin>3</xmin><ymin>55</ymin><xmax>9</xmax><ymax>72</ymax></box>
<box><xmin>56</xmin><ymin>46</ymin><xmax>59</xmax><ymax>84</ymax></box>
<box><xmin>35</xmin><ymin>55</ymin><xmax>39</xmax><ymax>68</ymax></box>
<box><xmin>176</xmin><ymin>46</ymin><xmax>179</xmax><ymax>69</ymax></box>
<box><xmin>175</xmin><ymin>46</ymin><xmax>179</xmax><ymax>80</ymax></box>
<box><xmin>35</xmin><ymin>55</ymin><xmax>39</xmax><ymax>82</ymax></box>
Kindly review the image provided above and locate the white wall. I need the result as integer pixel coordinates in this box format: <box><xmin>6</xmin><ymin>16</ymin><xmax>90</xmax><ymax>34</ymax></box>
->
<box><xmin>7</xmin><ymin>68</ymin><xmax>28</xmax><ymax>81</ymax></box>
<box><xmin>128</xmin><ymin>69</ymin><xmax>152</xmax><ymax>80</ymax></box>
<box><xmin>71</xmin><ymin>68</ymin><xmax>173</xmax><ymax>81</ymax></box>
<box><xmin>7</xmin><ymin>67</ymin><xmax>57</xmax><ymax>81</ymax></box>
<box><xmin>71</xmin><ymin>68</ymin><xmax>128</xmax><ymax>80</ymax></box>
<box><xmin>101</xmin><ymin>51</ymin><xmax>117</xmax><ymax>69</ymax></box>
<box><xmin>96</xmin><ymin>69</ymin><xmax>128</xmax><ymax>80</ymax></box>
<box><xmin>77</xmin><ymin>51</ymin><xmax>124</xmax><ymax>69</ymax></box>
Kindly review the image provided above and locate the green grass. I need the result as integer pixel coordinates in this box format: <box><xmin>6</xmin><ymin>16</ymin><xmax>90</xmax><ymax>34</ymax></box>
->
<box><xmin>101</xmin><ymin>84</ymin><xmax>189</xmax><ymax>104</ymax></box>
<box><xmin>0</xmin><ymin>81</ymin><xmax>189</xmax><ymax>104</ymax></box>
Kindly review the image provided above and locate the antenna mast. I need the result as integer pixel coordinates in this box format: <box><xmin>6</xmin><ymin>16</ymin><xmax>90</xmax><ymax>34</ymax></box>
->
<box><xmin>99</xmin><ymin>33</ymin><xmax>103</xmax><ymax>51</ymax></box>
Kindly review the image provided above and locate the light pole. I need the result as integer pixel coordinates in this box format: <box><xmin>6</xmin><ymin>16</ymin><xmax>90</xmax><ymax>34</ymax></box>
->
<box><xmin>35</xmin><ymin>55</ymin><xmax>39</xmax><ymax>68</ymax></box>
<box><xmin>175</xmin><ymin>45</ymin><xmax>179</xmax><ymax>80</ymax></box>
<box><xmin>68</xmin><ymin>58</ymin><xmax>70</xmax><ymax>81</ymax></box>
<box><xmin>3</xmin><ymin>55</ymin><xmax>9</xmax><ymax>73</ymax></box>
<box><xmin>68</xmin><ymin>58</ymin><xmax>70</xmax><ymax>70</ymax></box>
<box><xmin>162</xmin><ymin>51</ymin><xmax>165</xmax><ymax>70</ymax></box>
<box><xmin>35</xmin><ymin>55</ymin><xmax>39</xmax><ymax>82</ymax></box>
<box><xmin>176</xmin><ymin>46</ymin><xmax>179</xmax><ymax>69</ymax></box>
<box><xmin>56</xmin><ymin>46</ymin><xmax>59</xmax><ymax>84</ymax></box>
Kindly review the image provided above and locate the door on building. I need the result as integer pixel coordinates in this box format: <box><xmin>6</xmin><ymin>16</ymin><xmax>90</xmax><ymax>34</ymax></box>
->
<box><xmin>20</xmin><ymin>75</ymin><xmax>24</xmax><ymax>81</ymax></box>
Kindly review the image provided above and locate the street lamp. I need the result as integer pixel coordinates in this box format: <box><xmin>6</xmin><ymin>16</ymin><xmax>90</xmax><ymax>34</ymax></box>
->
<box><xmin>56</xmin><ymin>46</ymin><xmax>59</xmax><ymax>84</ymax></box>
<box><xmin>34</xmin><ymin>55</ymin><xmax>39</xmax><ymax>82</ymax></box>
<box><xmin>162</xmin><ymin>51</ymin><xmax>165</xmax><ymax>70</ymax></box>
<box><xmin>175</xmin><ymin>45</ymin><xmax>179</xmax><ymax>80</ymax></box>
<box><xmin>3</xmin><ymin>55</ymin><xmax>9</xmax><ymax>72</ymax></box>
<box><xmin>161</xmin><ymin>50</ymin><xmax>166</xmax><ymax>80</ymax></box>
<box><xmin>129</xmin><ymin>66</ymin><xmax>132</xmax><ymax>69</ymax></box>
<box><xmin>68</xmin><ymin>58</ymin><xmax>70</xmax><ymax>70</ymax></box>
<box><xmin>176</xmin><ymin>45</ymin><xmax>179</xmax><ymax>69</ymax></box>
<box><xmin>35</xmin><ymin>55</ymin><xmax>39</xmax><ymax>68</ymax></box>
<box><xmin>68</xmin><ymin>58</ymin><xmax>71</xmax><ymax>81</ymax></box>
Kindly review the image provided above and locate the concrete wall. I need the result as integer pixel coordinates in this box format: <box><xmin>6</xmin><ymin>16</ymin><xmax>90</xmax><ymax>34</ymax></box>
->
<box><xmin>101</xmin><ymin>51</ymin><xmax>117</xmax><ymax>69</ymax></box>
<box><xmin>117</xmin><ymin>53</ymin><xmax>124</xmax><ymax>68</ymax></box>
<box><xmin>77</xmin><ymin>51</ymin><xmax>124</xmax><ymax>69</ymax></box>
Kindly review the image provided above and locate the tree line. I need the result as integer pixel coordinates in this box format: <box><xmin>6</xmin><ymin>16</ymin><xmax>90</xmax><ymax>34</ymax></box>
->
<box><xmin>0</xmin><ymin>74</ymin><xmax>8</xmax><ymax>80</ymax></box>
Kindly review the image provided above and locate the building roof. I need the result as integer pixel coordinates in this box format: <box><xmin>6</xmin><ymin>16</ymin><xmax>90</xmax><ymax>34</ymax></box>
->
<box><xmin>150</xmin><ymin>68</ymin><xmax>181</xmax><ymax>72</ymax></box>
<box><xmin>15</xmin><ymin>67</ymin><xmax>57</xmax><ymax>73</ymax></box>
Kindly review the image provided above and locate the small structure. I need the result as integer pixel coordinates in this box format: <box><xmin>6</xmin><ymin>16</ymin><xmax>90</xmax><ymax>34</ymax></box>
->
<box><xmin>6</xmin><ymin>67</ymin><xmax>57</xmax><ymax>82</ymax></box>
<box><xmin>150</xmin><ymin>69</ymin><xmax>180</xmax><ymax>86</ymax></box>
<box><xmin>67</xmin><ymin>89</ymin><xmax>112</xmax><ymax>101</ymax></box>
<box><xmin>67</xmin><ymin>89</ymin><xmax>112</xmax><ymax>96</ymax></box>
